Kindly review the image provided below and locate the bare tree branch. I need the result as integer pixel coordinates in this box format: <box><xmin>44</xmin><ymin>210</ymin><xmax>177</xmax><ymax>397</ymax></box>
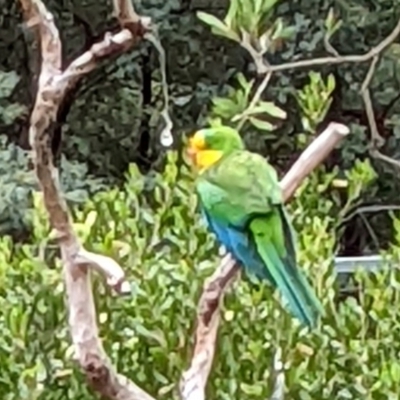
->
<box><xmin>263</xmin><ymin>19</ymin><xmax>400</xmax><ymax>74</ymax></box>
<box><xmin>113</xmin><ymin>0</ymin><xmax>141</xmax><ymax>27</ymax></box>
<box><xmin>340</xmin><ymin>21</ymin><xmax>400</xmax><ymax>169</ymax></box>
<box><xmin>360</xmin><ymin>56</ymin><xmax>384</xmax><ymax>146</ymax></box>
<box><xmin>19</xmin><ymin>0</ymin><xmax>156</xmax><ymax>399</ymax></box>
<box><xmin>240</xmin><ymin>17</ymin><xmax>400</xmax><ymax>176</ymax></box>
<box><xmin>360</xmin><ymin>54</ymin><xmax>400</xmax><ymax>169</ymax></box>
<box><xmin>180</xmin><ymin>122</ymin><xmax>350</xmax><ymax>400</ymax></box>
<box><xmin>268</xmin><ymin>19</ymin><xmax>400</xmax><ymax>168</ymax></box>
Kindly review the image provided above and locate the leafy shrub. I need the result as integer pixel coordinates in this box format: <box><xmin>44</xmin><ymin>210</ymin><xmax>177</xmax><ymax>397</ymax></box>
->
<box><xmin>0</xmin><ymin>70</ymin><xmax>26</xmax><ymax>125</ymax></box>
<box><xmin>1</xmin><ymin>153</ymin><xmax>400</xmax><ymax>399</ymax></box>
<box><xmin>0</xmin><ymin>137</ymin><xmax>108</xmax><ymax>237</ymax></box>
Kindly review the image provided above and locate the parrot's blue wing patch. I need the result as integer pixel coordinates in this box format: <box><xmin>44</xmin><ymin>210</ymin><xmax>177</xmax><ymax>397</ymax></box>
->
<box><xmin>201</xmin><ymin>208</ymin><xmax>274</xmax><ymax>283</ymax></box>
<box><xmin>201</xmin><ymin>208</ymin><xmax>234</xmax><ymax>252</ymax></box>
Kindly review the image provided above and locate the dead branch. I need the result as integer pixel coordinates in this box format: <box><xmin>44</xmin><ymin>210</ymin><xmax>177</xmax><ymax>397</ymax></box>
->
<box><xmin>245</xmin><ymin>17</ymin><xmax>400</xmax><ymax>169</ymax></box>
<box><xmin>268</xmin><ymin>19</ymin><xmax>400</xmax><ymax>168</ymax></box>
<box><xmin>19</xmin><ymin>0</ymin><xmax>155</xmax><ymax>399</ymax></box>
<box><xmin>257</xmin><ymin>19</ymin><xmax>400</xmax><ymax>74</ymax></box>
<box><xmin>322</xmin><ymin>19</ymin><xmax>400</xmax><ymax>170</ymax></box>
<box><xmin>361</xmin><ymin>56</ymin><xmax>400</xmax><ymax>169</ymax></box>
<box><xmin>180</xmin><ymin>122</ymin><xmax>350</xmax><ymax>400</ymax></box>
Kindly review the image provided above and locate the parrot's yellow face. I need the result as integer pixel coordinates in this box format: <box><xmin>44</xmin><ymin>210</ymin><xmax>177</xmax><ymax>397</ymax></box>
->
<box><xmin>187</xmin><ymin>131</ymin><xmax>223</xmax><ymax>171</ymax></box>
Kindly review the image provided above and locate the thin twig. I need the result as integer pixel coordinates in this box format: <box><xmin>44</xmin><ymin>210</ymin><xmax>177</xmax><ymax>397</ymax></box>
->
<box><xmin>269</xmin><ymin>346</ymin><xmax>285</xmax><ymax>400</ymax></box>
<box><xmin>324</xmin><ymin>34</ymin><xmax>340</xmax><ymax>57</ymax></box>
<box><xmin>236</xmin><ymin>72</ymin><xmax>273</xmax><ymax>130</ymax></box>
<box><xmin>360</xmin><ymin>56</ymin><xmax>384</xmax><ymax>147</ymax></box>
<box><xmin>370</xmin><ymin>148</ymin><xmax>400</xmax><ymax>169</ymax></box>
<box><xmin>341</xmin><ymin>204</ymin><xmax>400</xmax><ymax>223</ymax></box>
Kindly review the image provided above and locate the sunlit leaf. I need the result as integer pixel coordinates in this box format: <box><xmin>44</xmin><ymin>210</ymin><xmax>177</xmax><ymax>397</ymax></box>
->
<box><xmin>249</xmin><ymin>116</ymin><xmax>275</xmax><ymax>131</ymax></box>
<box><xmin>250</xmin><ymin>101</ymin><xmax>287</xmax><ymax>119</ymax></box>
<box><xmin>197</xmin><ymin>12</ymin><xmax>240</xmax><ymax>42</ymax></box>
<box><xmin>0</xmin><ymin>70</ymin><xmax>20</xmax><ymax>98</ymax></box>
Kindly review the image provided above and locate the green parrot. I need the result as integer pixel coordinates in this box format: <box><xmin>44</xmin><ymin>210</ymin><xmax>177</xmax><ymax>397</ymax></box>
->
<box><xmin>187</xmin><ymin>125</ymin><xmax>324</xmax><ymax>327</ymax></box>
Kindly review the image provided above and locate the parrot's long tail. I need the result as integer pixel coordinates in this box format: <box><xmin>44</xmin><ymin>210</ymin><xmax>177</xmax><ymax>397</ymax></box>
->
<box><xmin>250</xmin><ymin>207</ymin><xmax>324</xmax><ymax>328</ymax></box>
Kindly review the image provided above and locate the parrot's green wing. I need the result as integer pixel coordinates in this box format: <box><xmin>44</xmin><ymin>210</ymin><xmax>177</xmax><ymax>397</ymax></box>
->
<box><xmin>196</xmin><ymin>150</ymin><xmax>323</xmax><ymax>327</ymax></box>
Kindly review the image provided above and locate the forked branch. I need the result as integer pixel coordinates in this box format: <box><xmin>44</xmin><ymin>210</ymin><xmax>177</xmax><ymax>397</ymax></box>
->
<box><xmin>180</xmin><ymin>122</ymin><xmax>350</xmax><ymax>400</ymax></box>
<box><xmin>19</xmin><ymin>0</ymin><xmax>155</xmax><ymax>399</ymax></box>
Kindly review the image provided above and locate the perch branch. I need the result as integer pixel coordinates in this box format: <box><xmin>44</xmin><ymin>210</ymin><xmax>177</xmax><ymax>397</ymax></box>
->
<box><xmin>180</xmin><ymin>122</ymin><xmax>350</xmax><ymax>400</ymax></box>
<box><xmin>19</xmin><ymin>0</ymin><xmax>155</xmax><ymax>399</ymax></box>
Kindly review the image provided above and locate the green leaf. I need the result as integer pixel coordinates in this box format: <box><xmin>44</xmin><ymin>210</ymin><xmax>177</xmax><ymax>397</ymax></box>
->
<box><xmin>271</xmin><ymin>17</ymin><xmax>284</xmax><ymax>40</ymax></box>
<box><xmin>386</xmin><ymin>43</ymin><xmax>400</xmax><ymax>59</ymax></box>
<box><xmin>254</xmin><ymin>0</ymin><xmax>264</xmax><ymax>15</ymax></box>
<box><xmin>257</xmin><ymin>0</ymin><xmax>279</xmax><ymax>32</ymax></box>
<box><xmin>236</xmin><ymin>0</ymin><xmax>256</xmax><ymax>34</ymax></box>
<box><xmin>249</xmin><ymin>117</ymin><xmax>275</xmax><ymax>131</ymax></box>
<box><xmin>325</xmin><ymin>7</ymin><xmax>336</xmax><ymax>32</ymax></box>
<box><xmin>212</xmin><ymin>97</ymin><xmax>241</xmax><ymax>119</ymax></box>
<box><xmin>224</xmin><ymin>0</ymin><xmax>240</xmax><ymax>30</ymax></box>
<box><xmin>0</xmin><ymin>71</ymin><xmax>20</xmax><ymax>98</ymax></box>
<box><xmin>250</xmin><ymin>101</ymin><xmax>287</xmax><ymax>119</ymax></box>
<box><xmin>236</xmin><ymin>73</ymin><xmax>252</xmax><ymax>93</ymax></box>
<box><xmin>327</xmin><ymin>73</ymin><xmax>336</xmax><ymax>92</ymax></box>
<box><xmin>197</xmin><ymin>12</ymin><xmax>240</xmax><ymax>42</ymax></box>
<box><xmin>278</xmin><ymin>25</ymin><xmax>297</xmax><ymax>40</ymax></box>
<box><xmin>240</xmin><ymin>382</ymin><xmax>263</xmax><ymax>396</ymax></box>
<box><xmin>0</xmin><ymin>103</ymin><xmax>26</xmax><ymax>124</ymax></box>
<box><xmin>261</xmin><ymin>0</ymin><xmax>280</xmax><ymax>12</ymax></box>
<box><xmin>197</xmin><ymin>11</ymin><xmax>226</xmax><ymax>30</ymax></box>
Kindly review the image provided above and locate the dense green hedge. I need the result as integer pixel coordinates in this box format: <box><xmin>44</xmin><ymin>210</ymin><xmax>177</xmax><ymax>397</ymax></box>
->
<box><xmin>2</xmin><ymin>0</ymin><xmax>400</xmax><ymax>253</ymax></box>
<box><xmin>1</xmin><ymin>154</ymin><xmax>400</xmax><ymax>399</ymax></box>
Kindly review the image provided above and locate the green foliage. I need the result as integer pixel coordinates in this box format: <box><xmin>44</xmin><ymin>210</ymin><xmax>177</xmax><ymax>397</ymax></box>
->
<box><xmin>0</xmin><ymin>70</ymin><xmax>26</xmax><ymax>125</ymax></box>
<box><xmin>0</xmin><ymin>137</ymin><xmax>36</xmax><ymax>235</ymax></box>
<box><xmin>1</xmin><ymin>154</ymin><xmax>400</xmax><ymax>399</ymax></box>
<box><xmin>296</xmin><ymin>71</ymin><xmax>336</xmax><ymax>138</ymax></box>
<box><xmin>210</xmin><ymin>73</ymin><xmax>287</xmax><ymax>134</ymax></box>
<box><xmin>2</xmin><ymin>0</ymin><xmax>400</xmax><ymax>252</ymax></box>
<box><xmin>198</xmin><ymin>0</ymin><xmax>295</xmax><ymax>54</ymax></box>
<box><xmin>0</xmin><ymin>138</ymin><xmax>107</xmax><ymax>237</ymax></box>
